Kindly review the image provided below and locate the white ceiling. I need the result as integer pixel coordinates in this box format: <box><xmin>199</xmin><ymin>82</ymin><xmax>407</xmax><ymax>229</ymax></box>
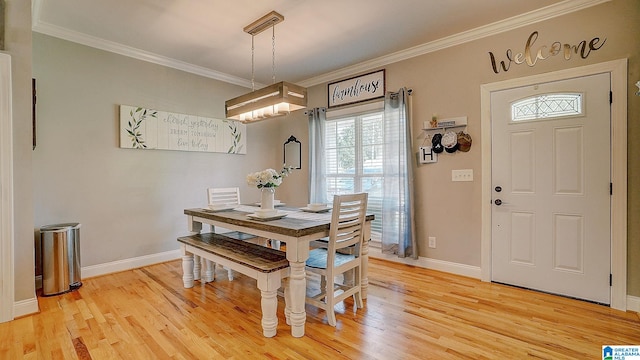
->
<box><xmin>32</xmin><ymin>0</ymin><xmax>604</xmax><ymax>89</ymax></box>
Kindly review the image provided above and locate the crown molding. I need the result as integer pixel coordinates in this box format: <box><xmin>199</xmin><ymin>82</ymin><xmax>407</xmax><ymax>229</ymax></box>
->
<box><xmin>32</xmin><ymin>21</ymin><xmax>255</xmax><ymax>88</ymax></box>
<box><xmin>298</xmin><ymin>0</ymin><xmax>611</xmax><ymax>87</ymax></box>
<box><xmin>32</xmin><ymin>0</ymin><xmax>609</xmax><ymax>89</ymax></box>
<box><xmin>31</xmin><ymin>0</ymin><xmax>256</xmax><ymax>89</ymax></box>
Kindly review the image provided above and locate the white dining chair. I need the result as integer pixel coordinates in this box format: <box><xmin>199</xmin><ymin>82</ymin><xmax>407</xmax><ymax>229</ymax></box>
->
<box><xmin>204</xmin><ymin>187</ymin><xmax>280</xmax><ymax>280</ymax></box>
<box><xmin>305</xmin><ymin>193</ymin><xmax>368</xmax><ymax>326</ymax></box>
<box><xmin>205</xmin><ymin>187</ymin><xmax>259</xmax><ymax>280</ymax></box>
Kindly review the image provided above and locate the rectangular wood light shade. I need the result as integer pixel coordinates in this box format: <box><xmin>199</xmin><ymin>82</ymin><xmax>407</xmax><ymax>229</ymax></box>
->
<box><xmin>225</xmin><ymin>81</ymin><xmax>307</xmax><ymax>123</ymax></box>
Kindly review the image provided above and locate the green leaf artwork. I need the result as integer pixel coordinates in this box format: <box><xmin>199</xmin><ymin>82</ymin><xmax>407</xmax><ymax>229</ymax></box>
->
<box><xmin>125</xmin><ymin>107</ymin><xmax>158</xmax><ymax>149</ymax></box>
<box><xmin>225</xmin><ymin>120</ymin><xmax>244</xmax><ymax>154</ymax></box>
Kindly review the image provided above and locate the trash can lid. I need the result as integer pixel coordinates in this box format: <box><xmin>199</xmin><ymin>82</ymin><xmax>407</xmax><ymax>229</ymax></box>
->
<box><xmin>40</xmin><ymin>223</ymin><xmax>81</xmax><ymax>232</ymax></box>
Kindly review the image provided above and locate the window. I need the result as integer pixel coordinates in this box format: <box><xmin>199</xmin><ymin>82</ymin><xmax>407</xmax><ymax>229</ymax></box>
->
<box><xmin>511</xmin><ymin>93</ymin><xmax>583</xmax><ymax>122</ymax></box>
<box><xmin>325</xmin><ymin>111</ymin><xmax>383</xmax><ymax>240</ymax></box>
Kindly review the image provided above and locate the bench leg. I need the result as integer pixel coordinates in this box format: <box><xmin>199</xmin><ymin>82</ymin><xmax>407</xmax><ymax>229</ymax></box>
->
<box><xmin>203</xmin><ymin>259</ymin><xmax>214</xmax><ymax>283</ymax></box>
<box><xmin>193</xmin><ymin>255</ymin><xmax>201</xmax><ymax>281</ymax></box>
<box><xmin>225</xmin><ymin>267</ymin><xmax>234</xmax><ymax>281</ymax></box>
<box><xmin>268</xmin><ymin>239</ymin><xmax>281</xmax><ymax>250</ymax></box>
<box><xmin>257</xmin><ymin>273</ymin><xmax>281</xmax><ymax>338</ymax></box>
<box><xmin>181</xmin><ymin>252</ymin><xmax>194</xmax><ymax>288</ymax></box>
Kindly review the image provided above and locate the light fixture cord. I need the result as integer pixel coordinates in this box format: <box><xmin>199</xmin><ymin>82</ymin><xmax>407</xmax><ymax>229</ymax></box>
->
<box><xmin>272</xmin><ymin>25</ymin><xmax>276</xmax><ymax>84</ymax></box>
<box><xmin>251</xmin><ymin>34</ymin><xmax>255</xmax><ymax>91</ymax></box>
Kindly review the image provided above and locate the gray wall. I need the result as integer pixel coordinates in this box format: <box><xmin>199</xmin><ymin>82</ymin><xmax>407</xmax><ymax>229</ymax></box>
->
<box><xmin>32</xmin><ymin>33</ymin><xmax>296</xmax><ymax>268</ymax></box>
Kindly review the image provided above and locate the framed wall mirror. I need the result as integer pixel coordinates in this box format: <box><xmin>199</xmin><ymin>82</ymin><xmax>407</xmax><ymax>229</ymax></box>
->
<box><xmin>284</xmin><ymin>135</ymin><xmax>301</xmax><ymax>169</ymax></box>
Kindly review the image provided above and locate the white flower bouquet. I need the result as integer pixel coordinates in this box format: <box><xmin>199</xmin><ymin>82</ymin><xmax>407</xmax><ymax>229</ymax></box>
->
<box><xmin>246</xmin><ymin>166</ymin><xmax>293</xmax><ymax>188</ymax></box>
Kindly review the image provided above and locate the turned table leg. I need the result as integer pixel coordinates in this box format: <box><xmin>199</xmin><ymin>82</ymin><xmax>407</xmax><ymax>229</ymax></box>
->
<box><xmin>283</xmin><ymin>277</ymin><xmax>291</xmax><ymax>325</ymax></box>
<box><xmin>288</xmin><ymin>261</ymin><xmax>306</xmax><ymax>338</ymax></box>
<box><xmin>181</xmin><ymin>245</ymin><xmax>194</xmax><ymax>288</ymax></box>
<box><xmin>361</xmin><ymin>223</ymin><xmax>371</xmax><ymax>299</ymax></box>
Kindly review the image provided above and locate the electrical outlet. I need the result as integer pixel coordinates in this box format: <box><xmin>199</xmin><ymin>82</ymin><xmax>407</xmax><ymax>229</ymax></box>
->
<box><xmin>452</xmin><ymin>169</ymin><xmax>473</xmax><ymax>182</ymax></box>
<box><xmin>428</xmin><ymin>236</ymin><xmax>436</xmax><ymax>248</ymax></box>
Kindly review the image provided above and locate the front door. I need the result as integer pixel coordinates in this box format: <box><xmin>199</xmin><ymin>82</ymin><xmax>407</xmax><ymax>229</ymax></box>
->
<box><xmin>491</xmin><ymin>73</ymin><xmax>611</xmax><ymax>304</ymax></box>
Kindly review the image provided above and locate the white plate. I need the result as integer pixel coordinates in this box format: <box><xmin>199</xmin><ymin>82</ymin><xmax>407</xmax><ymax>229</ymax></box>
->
<box><xmin>254</xmin><ymin>202</ymin><xmax>286</xmax><ymax>207</ymax></box>
<box><xmin>247</xmin><ymin>213</ymin><xmax>288</xmax><ymax>221</ymax></box>
<box><xmin>205</xmin><ymin>205</ymin><xmax>236</xmax><ymax>212</ymax></box>
<box><xmin>300</xmin><ymin>207</ymin><xmax>331</xmax><ymax>213</ymax></box>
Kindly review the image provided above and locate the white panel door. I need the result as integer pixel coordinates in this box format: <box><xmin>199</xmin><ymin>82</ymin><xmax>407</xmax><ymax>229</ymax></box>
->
<box><xmin>491</xmin><ymin>73</ymin><xmax>611</xmax><ymax>304</ymax></box>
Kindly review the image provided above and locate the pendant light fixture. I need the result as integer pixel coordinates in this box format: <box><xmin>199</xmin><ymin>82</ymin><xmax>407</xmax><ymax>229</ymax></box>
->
<box><xmin>225</xmin><ymin>11</ymin><xmax>307</xmax><ymax>122</ymax></box>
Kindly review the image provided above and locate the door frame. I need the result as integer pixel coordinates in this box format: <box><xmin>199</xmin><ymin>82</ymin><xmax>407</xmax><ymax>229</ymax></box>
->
<box><xmin>480</xmin><ymin>59</ymin><xmax>628</xmax><ymax>311</ymax></box>
<box><xmin>0</xmin><ymin>53</ymin><xmax>15</xmax><ymax>322</ymax></box>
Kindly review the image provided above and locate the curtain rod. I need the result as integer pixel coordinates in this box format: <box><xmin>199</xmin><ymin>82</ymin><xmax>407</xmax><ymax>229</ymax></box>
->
<box><xmin>389</xmin><ymin>88</ymin><xmax>413</xmax><ymax>97</ymax></box>
<box><xmin>304</xmin><ymin>107</ymin><xmax>326</xmax><ymax>115</ymax></box>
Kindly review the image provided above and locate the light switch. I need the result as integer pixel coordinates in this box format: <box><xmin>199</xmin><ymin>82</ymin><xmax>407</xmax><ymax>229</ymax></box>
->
<box><xmin>452</xmin><ymin>169</ymin><xmax>473</xmax><ymax>182</ymax></box>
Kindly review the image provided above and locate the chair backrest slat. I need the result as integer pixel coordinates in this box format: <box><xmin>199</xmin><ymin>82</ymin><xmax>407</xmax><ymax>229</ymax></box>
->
<box><xmin>207</xmin><ymin>187</ymin><xmax>241</xmax><ymax>206</ymax></box>
<box><xmin>328</xmin><ymin>193</ymin><xmax>368</xmax><ymax>255</ymax></box>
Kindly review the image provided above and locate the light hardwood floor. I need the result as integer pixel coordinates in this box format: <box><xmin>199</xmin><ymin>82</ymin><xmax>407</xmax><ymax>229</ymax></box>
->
<box><xmin>1</xmin><ymin>258</ymin><xmax>638</xmax><ymax>359</ymax></box>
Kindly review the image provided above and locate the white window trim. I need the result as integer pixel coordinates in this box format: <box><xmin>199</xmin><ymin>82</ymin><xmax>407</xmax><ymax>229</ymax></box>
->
<box><xmin>327</xmin><ymin>100</ymin><xmax>384</xmax><ymax>119</ymax></box>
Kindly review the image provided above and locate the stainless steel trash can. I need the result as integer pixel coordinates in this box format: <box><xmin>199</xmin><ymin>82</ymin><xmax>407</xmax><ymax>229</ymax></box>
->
<box><xmin>40</xmin><ymin>223</ymin><xmax>82</xmax><ymax>296</ymax></box>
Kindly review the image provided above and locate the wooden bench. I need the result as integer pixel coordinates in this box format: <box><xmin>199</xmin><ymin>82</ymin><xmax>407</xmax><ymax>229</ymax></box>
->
<box><xmin>177</xmin><ymin>233</ymin><xmax>290</xmax><ymax>337</ymax></box>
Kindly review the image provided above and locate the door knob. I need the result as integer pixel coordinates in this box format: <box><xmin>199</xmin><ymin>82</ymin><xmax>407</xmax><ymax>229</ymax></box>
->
<box><xmin>494</xmin><ymin>199</ymin><xmax>502</xmax><ymax>206</ymax></box>
<box><xmin>495</xmin><ymin>186</ymin><xmax>502</xmax><ymax>192</ymax></box>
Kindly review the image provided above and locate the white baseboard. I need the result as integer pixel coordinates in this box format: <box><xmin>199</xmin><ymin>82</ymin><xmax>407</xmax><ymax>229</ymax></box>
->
<box><xmin>627</xmin><ymin>295</ymin><xmax>640</xmax><ymax>313</ymax></box>
<box><xmin>14</xmin><ymin>297</ymin><xmax>39</xmax><ymax>318</ymax></box>
<box><xmin>81</xmin><ymin>249</ymin><xmax>182</xmax><ymax>279</ymax></box>
<box><xmin>16</xmin><ymin>250</ymin><xmax>181</xmax><ymax>320</ymax></box>
<box><xmin>370</xmin><ymin>248</ymin><xmax>640</xmax><ymax>313</ymax></box>
<box><xmin>368</xmin><ymin>247</ymin><xmax>482</xmax><ymax>279</ymax></box>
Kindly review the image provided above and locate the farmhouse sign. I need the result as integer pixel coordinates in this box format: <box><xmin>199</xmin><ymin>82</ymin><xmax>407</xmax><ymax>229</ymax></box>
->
<box><xmin>119</xmin><ymin>105</ymin><xmax>246</xmax><ymax>154</ymax></box>
<box><xmin>488</xmin><ymin>31</ymin><xmax>606</xmax><ymax>74</ymax></box>
<box><xmin>328</xmin><ymin>70</ymin><xmax>385</xmax><ymax>108</ymax></box>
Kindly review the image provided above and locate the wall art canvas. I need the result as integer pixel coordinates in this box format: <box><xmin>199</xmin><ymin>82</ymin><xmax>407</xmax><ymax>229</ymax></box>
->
<box><xmin>119</xmin><ymin>105</ymin><xmax>246</xmax><ymax>154</ymax></box>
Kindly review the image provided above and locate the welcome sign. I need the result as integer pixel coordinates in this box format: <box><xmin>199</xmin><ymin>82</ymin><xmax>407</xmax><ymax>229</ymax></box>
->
<box><xmin>488</xmin><ymin>31</ymin><xmax>606</xmax><ymax>74</ymax></box>
<box><xmin>328</xmin><ymin>69</ymin><xmax>385</xmax><ymax>108</ymax></box>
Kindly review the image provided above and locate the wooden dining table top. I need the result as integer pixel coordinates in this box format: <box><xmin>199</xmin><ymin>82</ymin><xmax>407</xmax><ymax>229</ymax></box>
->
<box><xmin>184</xmin><ymin>205</ymin><xmax>374</xmax><ymax>238</ymax></box>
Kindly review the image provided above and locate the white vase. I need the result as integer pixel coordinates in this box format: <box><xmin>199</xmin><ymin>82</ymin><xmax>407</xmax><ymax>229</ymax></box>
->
<box><xmin>261</xmin><ymin>187</ymin><xmax>275</xmax><ymax>210</ymax></box>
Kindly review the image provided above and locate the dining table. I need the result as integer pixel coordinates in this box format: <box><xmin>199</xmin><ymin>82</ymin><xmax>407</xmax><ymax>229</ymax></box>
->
<box><xmin>183</xmin><ymin>204</ymin><xmax>373</xmax><ymax>337</ymax></box>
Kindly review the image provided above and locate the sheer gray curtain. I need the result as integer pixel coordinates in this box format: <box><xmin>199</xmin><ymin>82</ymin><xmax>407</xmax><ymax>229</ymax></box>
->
<box><xmin>382</xmin><ymin>88</ymin><xmax>417</xmax><ymax>259</ymax></box>
<box><xmin>307</xmin><ymin>107</ymin><xmax>327</xmax><ymax>204</ymax></box>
